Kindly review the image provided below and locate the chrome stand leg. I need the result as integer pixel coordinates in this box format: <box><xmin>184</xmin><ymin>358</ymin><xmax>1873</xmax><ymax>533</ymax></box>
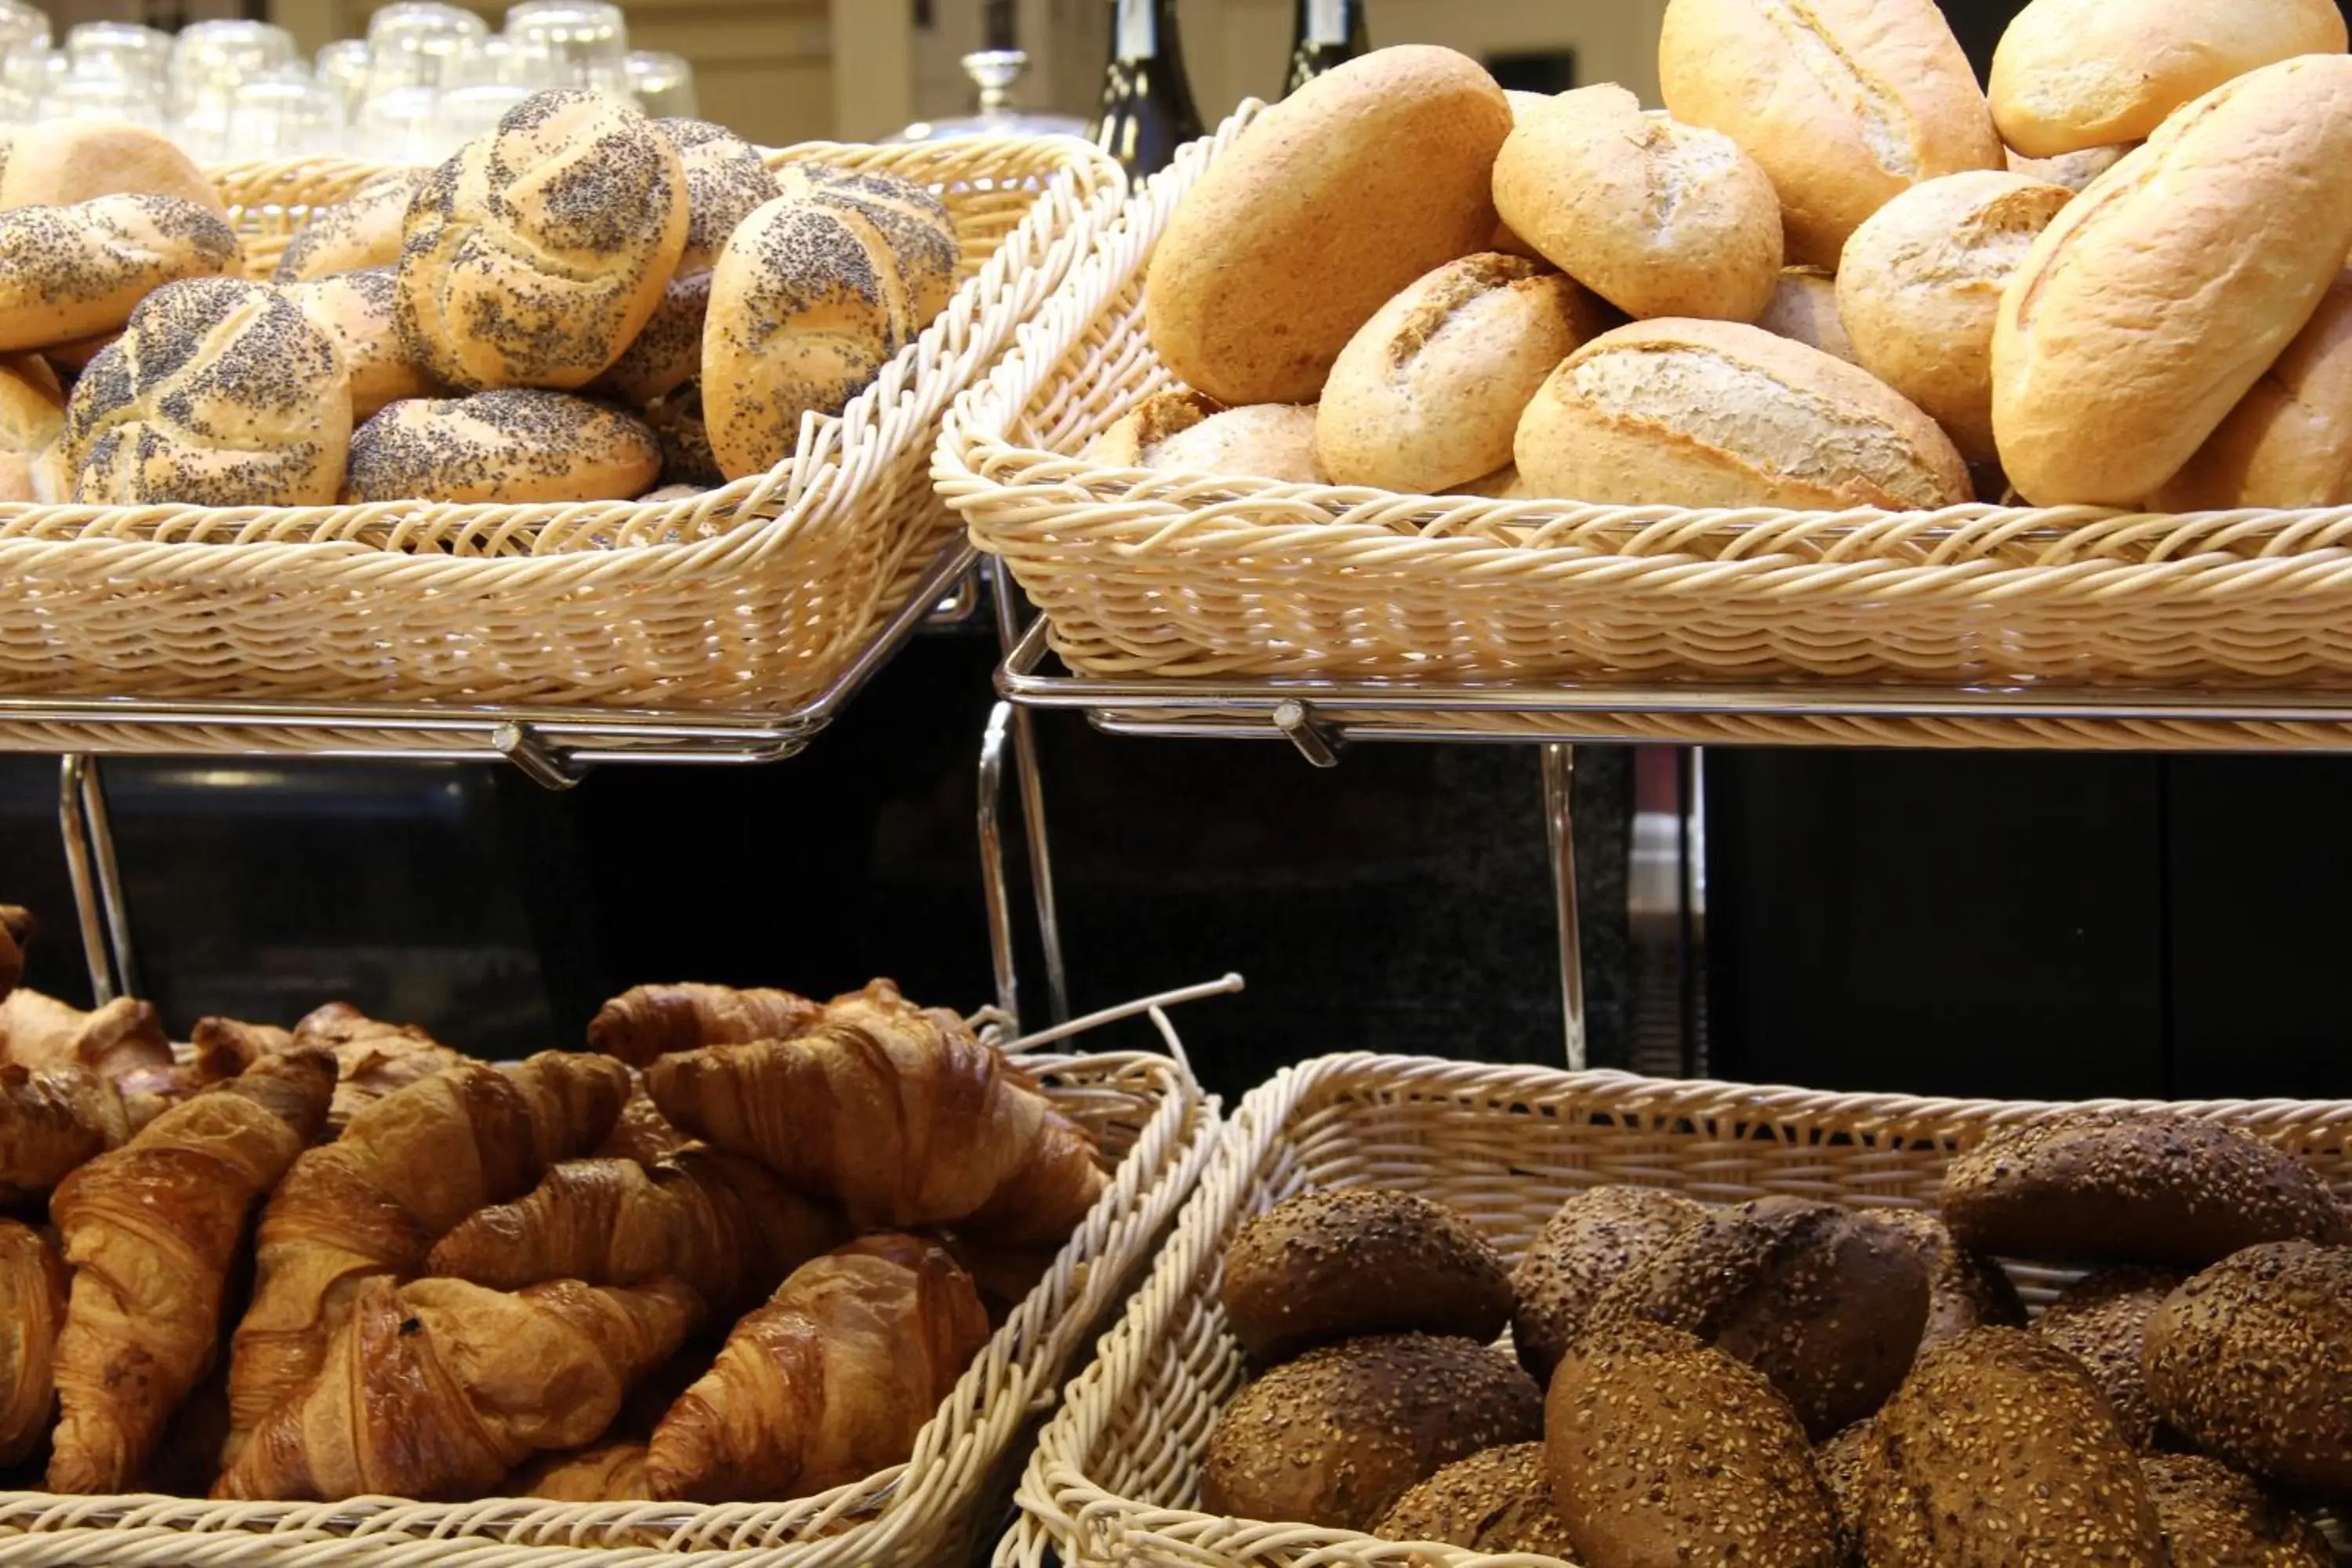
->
<box><xmin>1542</xmin><ymin>742</ymin><xmax>1587</xmax><ymax>1069</ymax></box>
<box><xmin>57</xmin><ymin>755</ymin><xmax>138</xmax><ymax>1003</ymax></box>
<box><xmin>989</xmin><ymin>556</ymin><xmax>1070</xmax><ymax>1024</ymax></box>
<box><xmin>978</xmin><ymin>702</ymin><xmax>1021</xmax><ymax>1033</ymax></box>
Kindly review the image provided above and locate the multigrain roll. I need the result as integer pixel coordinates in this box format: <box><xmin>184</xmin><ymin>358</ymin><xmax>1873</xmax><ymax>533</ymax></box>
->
<box><xmin>1374</xmin><ymin>1443</ymin><xmax>1573</xmax><ymax>1557</ymax></box>
<box><xmin>2004</xmin><ymin>142</ymin><xmax>2132</xmax><ymax>192</ymax></box>
<box><xmin>63</xmin><ymin>276</ymin><xmax>350</xmax><ymax>507</ymax></box>
<box><xmin>1547</xmin><ymin>1320</ymin><xmax>1837</xmax><ymax>1568</ymax></box>
<box><xmin>2155</xmin><ymin>273</ymin><xmax>2352</xmax><ymax>511</ymax></box>
<box><xmin>1144</xmin><ymin>403</ymin><xmax>1326</xmax><ymax>484</ymax></box>
<box><xmin>1864</xmin><ymin>1207</ymin><xmax>2024</xmax><ymax>1352</ymax></box>
<box><xmin>1085</xmin><ymin>389</ymin><xmax>1217</xmax><ymax>466</ymax></box>
<box><xmin>0</xmin><ymin>353</ymin><xmax>62</xmax><ymax>500</ymax></box>
<box><xmin>0</xmin><ymin>122</ymin><xmax>227</xmax><ymax>217</ymax></box>
<box><xmin>1515</xmin><ymin>319</ymin><xmax>1969</xmax><ymax>510</ymax></box>
<box><xmin>2032</xmin><ymin>1267</ymin><xmax>2185</xmax><ymax>1451</ymax></box>
<box><xmin>1490</xmin><ymin>92</ymin><xmax>1559</xmax><ymax>258</ymax></box>
<box><xmin>1145</xmin><ymin>46</ymin><xmax>1510</xmax><ymax>406</ymax></box>
<box><xmin>1990</xmin><ymin>0</ymin><xmax>2347</xmax><ymax>157</ymax></box>
<box><xmin>1817</xmin><ymin>1421</ymin><xmax>1871</xmax><ymax>1568</ymax></box>
<box><xmin>1200</xmin><ymin>1334</ymin><xmax>1541</xmax><ymax>1532</ymax></box>
<box><xmin>2140</xmin><ymin>1454</ymin><xmax>2332</xmax><ymax>1568</ymax></box>
<box><xmin>1657</xmin><ymin>0</ymin><xmax>2001</xmax><ymax>267</ymax></box>
<box><xmin>1316</xmin><ymin>253</ymin><xmax>1610</xmax><ymax>494</ymax></box>
<box><xmin>2144</xmin><ymin>1241</ymin><xmax>2352</xmax><ymax>1495</ymax></box>
<box><xmin>1991</xmin><ymin>55</ymin><xmax>2352</xmax><ymax>506</ymax></box>
<box><xmin>1509</xmin><ymin>1185</ymin><xmax>1704</xmax><ymax>1385</ymax></box>
<box><xmin>702</xmin><ymin>164</ymin><xmax>958</xmax><ymax>481</ymax></box>
<box><xmin>600</xmin><ymin>119</ymin><xmax>778</xmax><ymax>405</ymax></box>
<box><xmin>397</xmin><ymin>90</ymin><xmax>688</xmax><ymax>391</ymax></box>
<box><xmin>0</xmin><ymin>194</ymin><xmax>240</xmax><ymax>352</ymax></box>
<box><xmin>1492</xmin><ymin>85</ymin><xmax>1780</xmax><ymax>322</ymax></box>
<box><xmin>1755</xmin><ymin>268</ymin><xmax>1858</xmax><ymax>365</ymax></box>
<box><xmin>281</xmin><ymin>268</ymin><xmax>440</xmax><ymax>420</ymax></box>
<box><xmin>273</xmin><ymin>168</ymin><xmax>428</xmax><ymax>283</ymax></box>
<box><xmin>1835</xmin><ymin>172</ymin><xmax>2072</xmax><ymax>462</ymax></box>
<box><xmin>344</xmin><ymin>389</ymin><xmax>660</xmax><ymax>504</ymax></box>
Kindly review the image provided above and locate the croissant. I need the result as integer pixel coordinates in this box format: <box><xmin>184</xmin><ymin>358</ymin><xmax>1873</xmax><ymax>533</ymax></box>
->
<box><xmin>216</xmin><ymin>1274</ymin><xmax>700</xmax><ymax>1502</ymax></box>
<box><xmin>586</xmin><ymin>982</ymin><xmax>825</xmax><ymax>1067</ymax></box>
<box><xmin>0</xmin><ymin>988</ymin><xmax>173</xmax><ymax>1083</ymax></box>
<box><xmin>597</xmin><ymin>1088</ymin><xmax>691</xmax><ymax>1165</ymax></box>
<box><xmin>0</xmin><ymin>906</ymin><xmax>31</xmax><ymax>1000</ymax></box>
<box><xmin>644</xmin><ymin>1233</ymin><xmax>989</xmax><ymax>1503</ymax></box>
<box><xmin>188</xmin><ymin>1017</ymin><xmax>291</xmax><ymax>1081</ymax></box>
<box><xmin>645</xmin><ymin>986</ymin><xmax>1105</xmax><ymax>1244</ymax></box>
<box><xmin>514</xmin><ymin>1440</ymin><xmax>651</xmax><ymax>1501</ymax></box>
<box><xmin>0</xmin><ymin>1061</ymin><xmax>136</xmax><ymax>1203</ymax></box>
<box><xmin>223</xmin><ymin>1051</ymin><xmax>629</xmax><ymax>1465</ymax></box>
<box><xmin>290</xmin><ymin>1002</ymin><xmax>466</xmax><ymax>1131</ymax></box>
<box><xmin>0</xmin><ymin>1218</ymin><xmax>65</xmax><ymax>1465</ymax></box>
<box><xmin>429</xmin><ymin>1150</ymin><xmax>845</xmax><ymax>1313</ymax></box>
<box><xmin>47</xmin><ymin>1047</ymin><xmax>336</xmax><ymax>1494</ymax></box>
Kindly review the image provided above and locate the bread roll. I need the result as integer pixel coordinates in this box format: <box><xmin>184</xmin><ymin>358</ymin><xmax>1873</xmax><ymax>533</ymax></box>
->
<box><xmin>1864</xmin><ymin>1207</ymin><xmax>2023</xmax><ymax>1355</ymax></box>
<box><xmin>345</xmin><ymin>389</ymin><xmax>659</xmax><ymax>504</ymax></box>
<box><xmin>1658</xmin><ymin>0</ymin><xmax>2001</xmax><ymax>267</ymax></box>
<box><xmin>1149</xmin><ymin>404</ymin><xmax>1326</xmax><ymax>484</ymax></box>
<box><xmin>1494</xmin><ymin>85</ymin><xmax>1780</xmax><ymax>322</ymax></box>
<box><xmin>1085</xmin><ymin>389</ymin><xmax>1218</xmax><ymax>466</ymax></box>
<box><xmin>2140</xmin><ymin>1454</ymin><xmax>2332</xmax><ymax>1568</ymax></box>
<box><xmin>1991</xmin><ymin>0</ymin><xmax>2347</xmax><ymax>157</ymax></box>
<box><xmin>2155</xmin><ymin>272</ymin><xmax>2352</xmax><ymax>510</ymax></box>
<box><xmin>1316</xmin><ymin>254</ymin><xmax>1608</xmax><ymax>493</ymax></box>
<box><xmin>2032</xmin><ymin>1267</ymin><xmax>2184</xmax><ymax>1451</ymax></box>
<box><xmin>601</xmin><ymin>120</ymin><xmax>778</xmax><ymax>406</ymax></box>
<box><xmin>281</xmin><ymin>268</ymin><xmax>439</xmax><ymax>420</ymax></box>
<box><xmin>1817</xmin><ymin>1420</ymin><xmax>1871</xmax><ymax>1568</ymax></box>
<box><xmin>1491</xmin><ymin>93</ymin><xmax>1557</xmax><ymax>259</ymax></box>
<box><xmin>1375</xmin><ymin>1443</ymin><xmax>1573</xmax><ymax>1557</ymax></box>
<box><xmin>702</xmin><ymin>165</ymin><xmax>957</xmax><ymax>481</ymax></box>
<box><xmin>1836</xmin><ymin>172</ymin><xmax>2071</xmax><ymax>462</ymax></box>
<box><xmin>0</xmin><ymin>353</ymin><xmax>62</xmax><ymax>502</ymax></box>
<box><xmin>273</xmin><ymin>169</ymin><xmax>427</xmax><ymax>284</ymax></box>
<box><xmin>0</xmin><ymin>122</ymin><xmax>227</xmax><ymax>218</ymax></box>
<box><xmin>1992</xmin><ymin>56</ymin><xmax>2352</xmax><ymax>506</ymax></box>
<box><xmin>64</xmin><ymin>276</ymin><xmax>350</xmax><ymax>506</ymax></box>
<box><xmin>1145</xmin><ymin>46</ymin><xmax>1510</xmax><ymax>406</ymax></box>
<box><xmin>0</xmin><ymin>194</ymin><xmax>241</xmax><ymax>353</ymax></box>
<box><xmin>2004</xmin><ymin>143</ymin><xmax>2132</xmax><ymax>192</ymax></box>
<box><xmin>1516</xmin><ymin>318</ymin><xmax>1969</xmax><ymax>510</ymax></box>
<box><xmin>42</xmin><ymin>331</ymin><xmax>115</xmax><ymax>374</ymax></box>
<box><xmin>1219</xmin><ymin>1188</ymin><xmax>1512</xmax><ymax>1363</ymax></box>
<box><xmin>1756</xmin><ymin>268</ymin><xmax>1858</xmax><ymax>365</ymax></box>
<box><xmin>643</xmin><ymin>382</ymin><xmax>721</xmax><ymax>488</ymax></box>
<box><xmin>397</xmin><ymin>90</ymin><xmax>688</xmax><ymax>391</ymax></box>
<box><xmin>1509</xmin><ymin>1185</ymin><xmax>1703</xmax><ymax>1385</ymax></box>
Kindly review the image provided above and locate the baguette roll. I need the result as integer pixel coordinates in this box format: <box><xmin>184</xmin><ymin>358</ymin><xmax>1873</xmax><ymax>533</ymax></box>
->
<box><xmin>1755</xmin><ymin>268</ymin><xmax>1858</xmax><ymax>365</ymax></box>
<box><xmin>2154</xmin><ymin>273</ymin><xmax>2352</xmax><ymax>511</ymax></box>
<box><xmin>2004</xmin><ymin>143</ymin><xmax>2132</xmax><ymax>193</ymax></box>
<box><xmin>0</xmin><ymin>194</ymin><xmax>241</xmax><ymax>353</ymax></box>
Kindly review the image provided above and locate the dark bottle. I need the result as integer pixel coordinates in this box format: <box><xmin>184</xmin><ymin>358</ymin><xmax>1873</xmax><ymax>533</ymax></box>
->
<box><xmin>1091</xmin><ymin>0</ymin><xmax>1203</xmax><ymax>176</ymax></box>
<box><xmin>1284</xmin><ymin>0</ymin><xmax>1368</xmax><ymax>95</ymax></box>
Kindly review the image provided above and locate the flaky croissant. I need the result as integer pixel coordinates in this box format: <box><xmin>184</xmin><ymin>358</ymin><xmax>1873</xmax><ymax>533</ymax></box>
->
<box><xmin>644</xmin><ymin>1233</ymin><xmax>989</xmax><ymax>1503</ymax></box>
<box><xmin>0</xmin><ymin>1061</ymin><xmax>137</xmax><ymax>1203</ymax></box>
<box><xmin>586</xmin><ymin>982</ymin><xmax>825</xmax><ymax>1067</ymax></box>
<box><xmin>291</xmin><ymin>1003</ymin><xmax>467</xmax><ymax>1131</ymax></box>
<box><xmin>514</xmin><ymin>1440</ymin><xmax>651</xmax><ymax>1502</ymax></box>
<box><xmin>429</xmin><ymin>1149</ymin><xmax>844</xmax><ymax>1314</ymax></box>
<box><xmin>645</xmin><ymin>984</ymin><xmax>1105</xmax><ymax>1244</ymax></box>
<box><xmin>0</xmin><ymin>988</ymin><xmax>173</xmax><ymax>1083</ymax></box>
<box><xmin>48</xmin><ymin>1047</ymin><xmax>336</xmax><ymax>1494</ymax></box>
<box><xmin>0</xmin><ymin>1218</ymin><xmax>65</xmax><ymax>1465</ymax></box>
<box><xmin>223</xmin><ymin>1051</ymin><xmax>629</xmax><ymax>1465</ymax></box>
<box><xmin>0</xmin><ymin>906</ymin><xmax>31</xmax><ymax>1001</ymax></box>
<box><xmin>216</xmin><ymin>1274</ymin><xmax>700</xmax><ymax>1502</ymax></box>
<box><xmin>597</xmin><ymin>1087</ymin><xmax>691</xmax><ymax>1165</ymax></box>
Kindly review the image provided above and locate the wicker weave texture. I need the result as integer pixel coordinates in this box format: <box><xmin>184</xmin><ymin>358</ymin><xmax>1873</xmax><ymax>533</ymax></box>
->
<box><xmin>938</xmin><ymin>107</ymin><xmax>2352</xmax><ymax>694</ymax></box>
<box><xmin>1004</xmin><ymin>1051</ymin><xmax>2352</xmax><ymax>1568</ymax></box>
<box><xmin>0</xmin><ymin>1034</ymin><xmax>1217</xmax><ymax>1568</ymax></box>
<box><xmin>0</xmin><ymin>135</ymin><xmax>1123</xmax><ymax>714</ymax></box>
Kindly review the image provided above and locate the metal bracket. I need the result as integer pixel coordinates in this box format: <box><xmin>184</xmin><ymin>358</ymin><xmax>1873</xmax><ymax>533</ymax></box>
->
<box><xmin>492</xmin><ymin>722</ymin><xmax>583</xmax><ymax>790</ymax></box>
<box><xmin>1541</xmin><ymin>743</ymin><xmax>1587</xmax><ymax>1071</ymax></box>
<box><xmin>57</xmin><ymin>755</ymin><xmax>140</xmax><ymax>1004</ymax></box>
<box><xmin>1273</xmin><ymin>700</ymin><xmax>1343</xmax><ymax>768</ymax></box>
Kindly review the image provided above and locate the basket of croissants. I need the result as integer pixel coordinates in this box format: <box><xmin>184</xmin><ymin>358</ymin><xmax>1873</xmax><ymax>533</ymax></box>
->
<box><xmin>1007</xmin><ymin>1051</ymin><xmax>2352</xmax><ymax>1568</ymax></box>
<box><xmin>0</xmin><ymin>98</ymin><xmax>1120</xmax><ymax>722</ymax></box>
<box><xmin>0</xmin><ymin>903</ymin><xmax>1216</xmax><ymax>1567</ymax></box>
<box><xmin>938</xmin><ymin>0</ymin><xmax>2352</xmax><ymax>718</ymax></box>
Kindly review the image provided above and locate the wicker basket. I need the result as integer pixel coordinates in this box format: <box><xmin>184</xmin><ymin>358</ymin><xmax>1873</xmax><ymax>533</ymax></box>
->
<box><xmin>1002</xmin><ymin>1051</ymin><xmax>2352</xmax><ymax>1568</ymax></box>
<box><xmin>0</xmin><ymin>1018</ymin><xmax>1219</xmax><ymax>1568</ymax></box>
<box><xmin>938</xmin><ymin>105</ymin><xmax>2352</xmax><ymax>695</ymax></box>
<box><xmin>0</xmin><ymin>135</ymin><xmax>1123</xmax><ymax>716</ymax></box>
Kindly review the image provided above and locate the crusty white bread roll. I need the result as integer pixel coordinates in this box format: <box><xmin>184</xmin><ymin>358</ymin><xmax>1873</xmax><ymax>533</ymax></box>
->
<box><xmin>1837</xmin><ymin>172</ymin><xmax>2071</xmax><ymax>462</ymax></box>
<box><xmin>273</xmin><ymin>168</ymin><xmax>427</xmax><ymax>284</ymax></box>
<box><xmin>1755</xmin><ymin>268</ymin><xmax>1858</xmax><ymax>365</ymax></box>
<box><xmin>1992</xmin><ymin>55</ymin><xmax>2352</xmax><ymax>506</ymax></box>
<box><xmin>0</xmin><ymin>122</ymin><xmax>227</xmax><ymax>218</ymax></box>
<box><xmin>282</xmin><ymin>268</ymin><xmax>441</xmax><ymax>420</ymax></box>
<box><xmin>397</xmin><ymin>90</ymin><xmax>688</xmax><ymax>391</ymax></box>
<box><xmin>1515</xmin><ymin>318</ymin><xmax>1969</xmax><ymax>510</ymax></box>
<box><xmin>1658</xmin><ymin>0</ymin><xmax>2002</xmax><ymax>267</ymax></box>
<box><xmin>345</xmin><ymin>389</ymin><xmax>659</xmax><ymax>503</ymax></box>
<box><xmin>63</xmin><ymin>275</ymin><xmax>351</xmax><ymax>506</ymax></box>
<box><xmin>0</xmin><ymin>353</ymin><xmax>63</xmax><ymax>500</ymax></box>
<box><xmin>1494</xmin><ymin>85</ymin><xmax>1780</xmax><ymax>323</ymax></box>
<box><xmin>1316</xmin><ymin>253</ymin><xmax>1612</xmax><ymax>493</ymax></box>
<box><xmin>1145</xmin><ymin>46</ymin><xmax>1510</xmax><ymax>406</ymax></box>
<box><xmin>1145</xmin><ymin>403</ymin><xmax>1325</xmax><ymax>485</ymax></box>
<box><xmin>1492</xmin><ymin>92</ymin><xmax>1560</xmax><ymax>258</ymax></box>
<box><xmin>2003</xmin><ymin>143</ymin><xmax>2132</xmax><ymax>193</ymax></box>
<box><xmin>2154</xmin><ymin>274</ymin><xmax>2352</xmax><ymax>511</ymax></box>
<box><xmin>1991</xmin><ymin>0</ymin><xmax>2347</xmax><ymax>157</ymax></box>
<box><xmin>600</xmin><ymin>119</ymin><xmax>778</xmax><ymax>406</ymax></box>
<box><xmin>0</xmin><ymin>193</ymin><xmax>241</xmax><ymax>353</ymax></box>
<box><xmin>702</xmin><ymin>164</ymin><xmax>958</xmax><ymax>481</ymax></box>
<box><xmin>1087</xmin><ymin>389</ymin><xmax>1218</xmax><ymax>466</ymax></box>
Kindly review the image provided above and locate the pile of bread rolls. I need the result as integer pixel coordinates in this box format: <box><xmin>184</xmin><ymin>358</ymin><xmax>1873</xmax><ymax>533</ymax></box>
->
<box><xmin>1202</xmin><ymin>1109</ymin><xmax>2350</xmax><ymax>1568</ymax></box>
<box><xmin>1112</xmin><ymin>0</ymin><xmax>2352</xmax><ymax>514</ymax></box>
<box><xmin>0</xmin><ymin>93</ymin><xmax>958</xmax><ymax>510</ymax></box>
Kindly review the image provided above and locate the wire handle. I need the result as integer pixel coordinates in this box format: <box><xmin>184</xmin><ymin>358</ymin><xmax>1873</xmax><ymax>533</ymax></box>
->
<box><xmin>1001</xmin><ymin>971</ymin><xmax>1243</xmax><ymax>1056</ymax></box>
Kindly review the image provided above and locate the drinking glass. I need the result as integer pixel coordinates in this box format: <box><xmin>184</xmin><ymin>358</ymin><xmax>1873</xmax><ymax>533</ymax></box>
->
<box><xmin>315</xmin><ymin>37</ymin><xmax>369</xmax><ymax>124</ymax></box>
<box><xmin>223</xmin><ymin>71</ymin><xmax>339</xmax><ymax>162</ymax></box>
<box><xmin>503</xmin><ymin>1</ymin><xmax>630</xmax><ymax>99</ymax></box>
<box><xmin>625</xmin><ymin>49</ymin><xmax>695</xmax><ymax>118</ymax></box>
<box><xmin>169</xmin><ymin>20</ymin><xmax>296</xmax><ymax>162</ymax></box>
<box><xmin>0</xmin><ymin>1</ymin><xmax>51</xmax><ymax>125</ymax></box>
<box><xmin>63</xmin><ymin>22</ymin><xmax>170</xmax><ymax>93</ymax></box>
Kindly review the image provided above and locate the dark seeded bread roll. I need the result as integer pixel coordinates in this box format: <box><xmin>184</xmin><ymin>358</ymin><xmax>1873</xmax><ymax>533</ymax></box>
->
<box><xmin>1863</xmin><ymin>1327</ymin><xmax>2165</xmax><ymax>1567</ymax></box>
<box><xmin>274</xmin><ymin>169</ymin><xmax>428</xmax><ymax>284</ymax></box>
<box><xmin>600</xmin><ymin>120</ymin><xmax>776</xmax><ymax>406</ymax></box>
<box><xmin>1548</xmin><ymin>1319</ymin><xmax>1837</xmax><ymax>1568</ymax></box>
<box><xmin>2140</xmin><ymin>1453</ymin><xmax>2332</xmax><ymax>1568</ymax></box>
<box><xmin>1865</xmin><ymin>1207</ymin><xmax>2024</xmax><ymax>1354</ymax></box>
<box><xmin>1374</xmin><ymin>1442</ymin><xmax>1573</xmax><ymax>1556</ymax></box>
<box><xmin>2032</xmin><ymin>1266</ymin><xmax>2185</xmax><ymax>1451</ymax></box>
<box><xmin>1200</xmin><ymin>1334</ymin><xmax>1541</xmax><ymax>1532</ymax></box>
<box><xmin>1509</xmin><ymin>1185</ymin><xmax>1704</xmax><ymax>1384</ymax></box>
<box><xmin>1817</xmin><ymin>1420</ymin><xmax>1871</xmax><ymax>1568</ymax></box>
<box><xmin>1939</xmin><ymin>1111</ymin><xmax>2344</xmax><ymax>1266</ymax></box>
<box><xmin>1590</xmin><ymin>1196</ymin><xmax>1929</xmax><ymax>1438</ymax></box>
<box><xmin>1220</xmin><ymin>1187</ymin><xmax>1512</xmax><ymax>1364</ymax></box>
<box><xmin>0</xmin><ymin>193</ymin><xmax>240</xmax><ymax>353</ymax></box>
<box><xmin>345</xmin><ymin>389</ymin><xmax>659</xmax><ymax>504</ymax></box>
<box><xmin>2144</xmin><ymin>1241</ymin><xmax>2352</xmax><ymax>1495</ymax></box>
